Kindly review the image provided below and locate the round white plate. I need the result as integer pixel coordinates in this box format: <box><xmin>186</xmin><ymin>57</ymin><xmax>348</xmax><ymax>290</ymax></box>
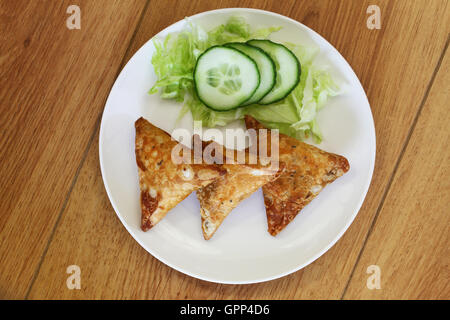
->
<box><xmin>99</xmin><ymin>8</ymin><xmax>375</xmax><ymax>284</ymax></box>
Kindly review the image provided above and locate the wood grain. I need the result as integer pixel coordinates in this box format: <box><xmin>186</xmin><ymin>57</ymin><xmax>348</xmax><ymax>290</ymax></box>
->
<box><xmin>343</xmin><ymin>47</ymin><xmax>450</xmax><ymax>300</ymax></box>
<box><xmin>0</xmin><ymin>0</ymin><xmax>148</xmax><ymax>299</ymax></box>
<box><xmin>1</xmin><ymin>0</ymin><xmax>449</xmax><ymax>299</ymax></box>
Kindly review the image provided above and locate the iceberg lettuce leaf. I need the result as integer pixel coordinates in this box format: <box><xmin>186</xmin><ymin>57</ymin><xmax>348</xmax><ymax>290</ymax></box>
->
<box><xmin>149</xmin><ymin>16</ymin><xmax>339</xmax><ymax>143</ymax></box>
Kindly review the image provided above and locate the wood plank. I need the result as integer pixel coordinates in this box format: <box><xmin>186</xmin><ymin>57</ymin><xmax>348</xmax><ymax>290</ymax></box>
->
<box><xmin>0</xmin><ymin>0</ymin><xmax>148</xmax><ymax>299</ymax></box>
<box><xmin>343</xmin><ymin>47</ymin><xmax>450</xmax><ymax>300</ymax></box>
<box><xmin>28</xmin><ymin>0</ymin><xmax>449</xmax><ymax>299</ymax></box>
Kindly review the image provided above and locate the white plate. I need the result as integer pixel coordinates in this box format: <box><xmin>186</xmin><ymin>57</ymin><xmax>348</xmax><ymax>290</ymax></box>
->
<box><xmin>99</xmin><ymin>8</ymin><xmax>375</xmax><ymax>284</ymax></box>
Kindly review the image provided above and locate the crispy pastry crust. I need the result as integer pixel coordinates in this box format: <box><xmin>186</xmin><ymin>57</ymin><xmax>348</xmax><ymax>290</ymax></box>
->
<box><xmin>197</xmin><ymin>142</ymin><xmax>285</xmax><ymax>240</ymax></box>
<box><xmin>135</xmin><ymin>117</ymin><xmax>225</xmax><ymax>231</ymax></box>
<box><xmin>244</xmin><ymin>116</ymin><xmax>350</xmax><ymax>236</ymax></box>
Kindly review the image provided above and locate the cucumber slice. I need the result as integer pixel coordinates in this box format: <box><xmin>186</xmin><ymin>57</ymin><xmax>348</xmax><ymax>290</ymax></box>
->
<box><xmin>225</xmin><ymin>42</ymin><xmax>276</xmax><ymax>105</ymax></box>
<box><xmin>194</xmin><ymin>46</ymin><xmax>260</xmax><ymax>111</ymax></box>
<box><xmin>247</xmin><ymin>39</ymin><xmax>301</xmax><ymax>104</ymax></box>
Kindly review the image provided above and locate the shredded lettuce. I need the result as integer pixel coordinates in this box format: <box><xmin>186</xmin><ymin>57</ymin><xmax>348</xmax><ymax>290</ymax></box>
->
<box><xmin>183</xmin><ymin>96</ymin><xmax>244</xmax><ymax>127</ymax></box>
<box><xmin>245</xmin><ymin>43</ymin><xmax>339</xmax><ymax>142</ymax></box>
<box><xmin>149</xmin><ymin>16</ymin><xmax>339</xmax><ymax>143</ymax></box>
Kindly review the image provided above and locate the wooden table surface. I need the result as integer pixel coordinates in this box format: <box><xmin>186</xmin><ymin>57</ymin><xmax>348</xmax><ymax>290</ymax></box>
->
<box><xmin>0</xmin><ymin>0</ymin><xmax>448</xmax><ymax>300</ymax></box>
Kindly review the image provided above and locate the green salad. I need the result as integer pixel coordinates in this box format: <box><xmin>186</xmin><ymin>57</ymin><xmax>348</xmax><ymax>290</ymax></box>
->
<box><xmin>149</xmin><ymin>17</ymin><xmax>339</xmax><ymax>143</ymax></box>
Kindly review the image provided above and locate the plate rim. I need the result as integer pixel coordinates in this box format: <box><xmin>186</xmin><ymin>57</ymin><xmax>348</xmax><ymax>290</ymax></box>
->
<box><xmin>99</xmin><ymin>7</ymin><xmax>376</xmax><ymax>284</ymax></box>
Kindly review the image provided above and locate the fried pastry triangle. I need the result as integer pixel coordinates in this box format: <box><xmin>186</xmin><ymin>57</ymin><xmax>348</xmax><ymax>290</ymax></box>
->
<box><xmin>244</xmin><ymin>116</ymin><xmax>350</xmax><ymax>236</ymax></box>
<box><xmin>197</xmin><ymin>142</ymin><xmax>284</xmax><ymax>240</ymax></box>
<box><xmin>135</xmin><ymin>117</ymin><xmax>225</xmax><ymax>231</ymax></box>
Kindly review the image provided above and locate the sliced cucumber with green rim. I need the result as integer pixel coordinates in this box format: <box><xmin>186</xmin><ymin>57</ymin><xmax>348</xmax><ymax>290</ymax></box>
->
<box><xmin>194</xmin><ymin>46</ymin><xmax>260</xmax><ymax>111</ymax></box>
<box><xmin>247</xmin><ymin>39</ymin><xmax>301</xmax><ymax>104</ymax></box>
<box><xmin>225</xmin><ymin>42</ymin><xmax>276</xmax><ymax>106</ymax></box>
